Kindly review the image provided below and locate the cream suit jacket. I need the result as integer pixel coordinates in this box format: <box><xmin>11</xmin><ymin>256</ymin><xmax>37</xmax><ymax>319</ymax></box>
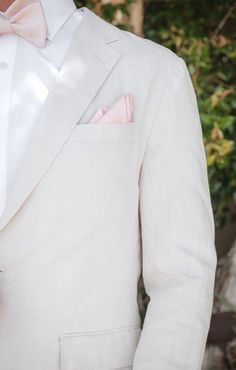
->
<box><xmin>0</xmin><ymin>6</ymin><xmax>217</xmax><ymax>370</ymax></box>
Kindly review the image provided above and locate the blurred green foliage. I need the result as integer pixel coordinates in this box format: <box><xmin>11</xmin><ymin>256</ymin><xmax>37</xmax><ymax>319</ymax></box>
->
<box><xmin>75</xmin><ymin>0</ymin><xmax>236</xmax><ymax>230</ymax></box>
<box><xmin>143</xmin><ymin>0</ymin><xmax>236</xmax><ymax>230</ymax></box>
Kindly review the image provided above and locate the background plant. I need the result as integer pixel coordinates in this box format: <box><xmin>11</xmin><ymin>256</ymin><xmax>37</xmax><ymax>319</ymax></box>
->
<box><xmin>143</xmin><ymin>0</ymin><xmax>236</xmax><ymax>230</ymax></box>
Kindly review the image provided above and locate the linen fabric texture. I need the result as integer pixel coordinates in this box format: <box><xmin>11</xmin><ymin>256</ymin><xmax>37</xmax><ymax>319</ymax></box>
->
<box><xmin>0</xmin><ymin>6</ymin><xmax>217</xmax><ymax>370</ymax></box>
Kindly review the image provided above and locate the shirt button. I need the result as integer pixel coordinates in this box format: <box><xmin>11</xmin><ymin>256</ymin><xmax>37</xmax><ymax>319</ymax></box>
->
<box><xmin>0</xmin><ymin>62</ymin><xmax>8</xmax><ymax>70</ymax></box>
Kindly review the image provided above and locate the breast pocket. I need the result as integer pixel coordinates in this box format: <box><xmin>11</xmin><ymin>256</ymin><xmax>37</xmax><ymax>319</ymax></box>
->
<box><xmin>66</xmin><ymin>122</ymin><xmax>137</xmax><ymax>144</ymax></box>
<box><xmin>59</xmin><ymin>324</ymin><xmax>141</xmax><ymax>370</ymax></box>
<box><xmin>60</xmin><ymin>121</ymin><xmax>138</xmax><ymax>237</ymax></box>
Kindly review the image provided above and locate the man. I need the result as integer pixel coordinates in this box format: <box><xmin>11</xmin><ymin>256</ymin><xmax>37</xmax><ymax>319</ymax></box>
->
<box><xmin>0</xmin><ymin>0</ymin><xmax>217</xmax><ymax>369</ymax></box>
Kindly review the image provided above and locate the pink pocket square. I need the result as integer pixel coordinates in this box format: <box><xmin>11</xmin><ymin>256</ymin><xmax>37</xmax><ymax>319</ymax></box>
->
<box><xmin>89</xmin><ymin>93</ymin><xmax>133</xmax><ymax>124</ymax></box>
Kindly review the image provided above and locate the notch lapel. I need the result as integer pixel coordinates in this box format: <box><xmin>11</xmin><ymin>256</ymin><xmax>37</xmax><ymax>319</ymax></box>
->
<box><xmin>0</xmin><ymin>7</ymin><xmax>123</xmax><ymax>233</ymax></box>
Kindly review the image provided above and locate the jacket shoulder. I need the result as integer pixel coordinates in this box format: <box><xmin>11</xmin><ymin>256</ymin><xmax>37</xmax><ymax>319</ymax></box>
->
<box><xmin>111</xmin><ymin>24</ymin><xmax>181</xmax><ymax>75</ymax></box>
<box><xmin>87</xmin><ymin>8</ymin><xmax>182</xmax><ymax>77</ymax></box>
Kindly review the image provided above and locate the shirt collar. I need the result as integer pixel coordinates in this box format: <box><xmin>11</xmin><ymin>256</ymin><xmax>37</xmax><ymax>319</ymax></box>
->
<box><xmin>40</xmin><ymin>0</ymin><xmax>77</xmax><ymax>41</ymax></box>
<box><xmin>39</xmin><ymin>9</ymin><xmax>83</xmax><ymax>70</ymax></box>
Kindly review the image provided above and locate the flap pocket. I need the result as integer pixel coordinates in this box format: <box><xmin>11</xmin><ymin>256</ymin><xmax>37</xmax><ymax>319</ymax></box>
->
<box><xmin>59</xmin><ymin>324</ymin><xmax>141</xmax><ymax>370</ymax></box>
<box><xmin>67</xmin><ymin>122</ymin><xmax>137</xmax><ymax>144</ymax></box>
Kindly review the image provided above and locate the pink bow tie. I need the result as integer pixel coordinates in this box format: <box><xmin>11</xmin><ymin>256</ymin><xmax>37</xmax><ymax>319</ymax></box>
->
<box><xmin>0</xmin><ymin>0</ymin><xmax>47</xmax><ymax>48</ymax></box>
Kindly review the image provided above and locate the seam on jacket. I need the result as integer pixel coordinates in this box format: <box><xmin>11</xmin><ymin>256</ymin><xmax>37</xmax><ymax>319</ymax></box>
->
<box><xmin>139</xmin><ymin>55</ymin><xmax>184</xmax><ymax>176</ymax></box>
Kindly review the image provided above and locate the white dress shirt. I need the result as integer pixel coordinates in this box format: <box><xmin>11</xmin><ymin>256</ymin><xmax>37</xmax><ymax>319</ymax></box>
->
<box><xmin>0</xmin><ymin>0</ymin><xmax>83</xmax><ymax>218</ymax></box>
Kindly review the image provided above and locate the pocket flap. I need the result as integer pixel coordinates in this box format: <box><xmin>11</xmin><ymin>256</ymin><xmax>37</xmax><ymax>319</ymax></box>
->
<box><xmin>60</xmin><ymin>325</ymin><xmax>141</xmax><ymax>370</ymax></box>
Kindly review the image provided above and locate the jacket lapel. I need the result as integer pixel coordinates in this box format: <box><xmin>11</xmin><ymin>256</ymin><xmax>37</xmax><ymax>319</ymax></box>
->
<box><xmin>0</xmin><ymin>7</ymin><xmax>122</xmax><ymax>233</ymax></box>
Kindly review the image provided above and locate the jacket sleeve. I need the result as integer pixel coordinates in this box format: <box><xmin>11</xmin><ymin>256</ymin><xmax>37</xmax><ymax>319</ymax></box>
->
<box><xmin>133</xmin><ymin>56</ymin><xmax>217</xmax><ymax>370</ymax></box>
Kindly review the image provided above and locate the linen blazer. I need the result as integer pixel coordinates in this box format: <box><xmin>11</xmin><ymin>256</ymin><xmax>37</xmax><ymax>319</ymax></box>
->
<box><xmin>0</xmin><ymin>6</ymin><xmax>217</xmax><ymax>370</ymax></box>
